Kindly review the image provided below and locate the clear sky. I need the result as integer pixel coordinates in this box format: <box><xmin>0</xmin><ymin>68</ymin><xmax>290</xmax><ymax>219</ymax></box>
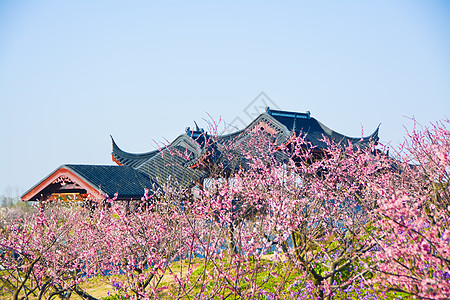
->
<box><xmin>0</xmin><ymin>0</ymin><xmax>449</xmax><ymax>197</ymax></box>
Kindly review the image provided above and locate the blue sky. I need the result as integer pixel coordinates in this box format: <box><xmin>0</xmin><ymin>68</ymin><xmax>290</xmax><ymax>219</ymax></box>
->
<box><xmin>0</xmin><ymin>0</ymin><xmax>449</xmax><ymax>197</ymax></box>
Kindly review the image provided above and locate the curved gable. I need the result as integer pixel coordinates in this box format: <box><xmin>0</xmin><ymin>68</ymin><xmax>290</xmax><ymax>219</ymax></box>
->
<box><xmin>21</xmin><ymin>166</ymin><xmax>103</xmax><ymax>202</ymax></box>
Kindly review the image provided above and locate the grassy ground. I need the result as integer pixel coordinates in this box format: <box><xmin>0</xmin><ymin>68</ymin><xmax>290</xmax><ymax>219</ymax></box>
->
<box><xmin>1</xmin><ymin>255</ymin><xmax>412</xmax><ymax>300</ymax></box>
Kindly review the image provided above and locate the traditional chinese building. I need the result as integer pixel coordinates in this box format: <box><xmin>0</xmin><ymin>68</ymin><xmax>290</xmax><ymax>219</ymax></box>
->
<box><xmin>21</xmin><ymin>108</ymin><xmax>379</xmax><ymax>203</ymax></box>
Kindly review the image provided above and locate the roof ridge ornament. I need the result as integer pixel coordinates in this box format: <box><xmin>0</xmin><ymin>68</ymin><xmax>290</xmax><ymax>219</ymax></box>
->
<box><xmin>186</xmin><ymin>122</ymin><xmax>205</xmax><ymax>137</ymax></box>
<box><xmin>293</xmin><ymin>113</ymin><xmax>297</xmax><ymax>132</ymax></box>
<box><xmin>266</xmin><ymin>107</ymin><xmax>311</xmax><ymax>119</ymax></box>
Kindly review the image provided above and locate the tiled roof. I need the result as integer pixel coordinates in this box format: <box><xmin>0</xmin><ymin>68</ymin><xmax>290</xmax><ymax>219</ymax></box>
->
<box><xmin>111</xmin><ymin>137</ymin><xmax>159</xmax><ymax>168</ymax></box>
<box><xmin>112</xmin><ymin>134</ymin><xmax>208</xmax><ymax>189</ymax></box>
<box><xmin>135</xmin><ymin>147</ymin><xmax>207</xmax><ymax>189</ymax></box>
<box><xmin>65</xmin><ymin>164</ymin><xmax>156</xmax><ymax>198</ymax></box>
<box><xmin>110</xmin><ymin>108</ymin><xmax>380</xmax><ymax>188</ymax></box>
<box><xmin>266</xmin><ymin>108</ymin><xmax>379</xmax><ymax>149</ymax></box>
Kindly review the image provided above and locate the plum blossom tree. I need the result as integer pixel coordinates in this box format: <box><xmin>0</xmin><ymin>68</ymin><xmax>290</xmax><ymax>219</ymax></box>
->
<box><xmin>0</xmin><ymin>205</ymin><xmax>102</xmax><ymax>300</ymax></box>
<box><xmin>155</xmin><ymin>129</ymin><xmax>384</xmax><ymax>299</ymax></box>
<box><xmin>366</xmin><ymin>119</ymin><xmax>450</xmax><ymax>299</ymax></box>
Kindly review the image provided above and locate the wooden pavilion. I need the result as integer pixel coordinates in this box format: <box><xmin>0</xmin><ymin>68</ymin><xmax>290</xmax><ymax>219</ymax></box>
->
<box><xmin>21</xmin><ymin>108</ymin><xmax>379</xmax><ymax>204</ymax></box>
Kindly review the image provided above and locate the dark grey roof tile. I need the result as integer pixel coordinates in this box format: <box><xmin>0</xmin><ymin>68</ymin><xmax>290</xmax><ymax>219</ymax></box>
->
<box><xmin>65</xmin><ymin>164</ymin><xmax>156</xmax><ymax>198</ymax></box>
